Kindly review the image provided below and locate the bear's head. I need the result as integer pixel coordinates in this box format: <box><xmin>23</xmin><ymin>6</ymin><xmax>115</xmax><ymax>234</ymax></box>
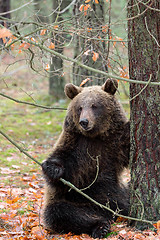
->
<box><xmin>64</xmin><ymin>79</ymin><xmax>127</xmax><ymax>137</ymax></box>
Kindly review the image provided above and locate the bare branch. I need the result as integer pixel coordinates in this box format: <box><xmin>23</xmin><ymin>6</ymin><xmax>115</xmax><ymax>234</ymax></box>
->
<box><xmin>0</xmin><ymin>130</ymin><xmax>41</xmax><ymax>166</ymax></box>
<box><xmin>130</xmin><ymin>74</ymin><xmax>152</xmax><ymax>101</ymax></box>
<box><xmin>0</xmin><ymin>0</ymin><xmax>34</xmax><ymax>16</ymax></box>
<box><xmin>0</xmin><ymin>93</ymin><xmax>67</xmax><ymax>110</ymax></box>
<box><xmin>144</xmin><ymin>17</ymin><xmax>160</xmax><ymax>48</ymax></box>
<box><xmin>24</xmin><ymin>39</ymin><xmax>160</xmax><ymax>86</ymax></box>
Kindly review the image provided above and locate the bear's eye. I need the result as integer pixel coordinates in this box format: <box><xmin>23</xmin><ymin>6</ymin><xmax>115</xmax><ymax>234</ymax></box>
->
<box><xmin>78</xmin><ymin>107</ymin><xmax>82</xmax><ymax>112</ymax></box>
<box><xmin>91</xmin><ymin>104</ymin><xmax>97</xmax><ymax>109</ymax></box>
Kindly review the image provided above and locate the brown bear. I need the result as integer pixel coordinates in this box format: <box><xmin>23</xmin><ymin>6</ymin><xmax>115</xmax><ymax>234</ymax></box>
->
<box><xmin>42</xmin><ymin>79</ymin><xmax>130</xmax><ymax>238</ymax></box>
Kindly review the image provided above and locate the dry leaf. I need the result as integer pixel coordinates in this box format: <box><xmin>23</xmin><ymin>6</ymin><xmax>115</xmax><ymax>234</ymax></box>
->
<box><xmin>0</xmin><ymin>27</ymin><xmax>12</xmax><ymax>38</ymax></box>
<box><xmin>92</xmin><ymin>51</ymin><xmax>99</xmax><ymax>61</ymax></box>
<box><xmin>40</xmin><ymin>29</ymin><xmax>46</xmax><ymax>35</ymax></box>
<box><xmin>80</xmin><ymin>78</ymin><xmax>92</xmax><ymax>87</ymax></box>
<box><xmin>49</xmin><ymin>42</ymin><xmax>55</xmax><ymax>49</ymax></box>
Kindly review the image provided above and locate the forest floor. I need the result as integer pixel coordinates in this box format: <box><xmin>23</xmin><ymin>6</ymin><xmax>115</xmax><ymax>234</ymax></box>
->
<box><xmin>0</xmin><ymin>53</ymin><xmax>159</xmax><ymax>239</ymax></box>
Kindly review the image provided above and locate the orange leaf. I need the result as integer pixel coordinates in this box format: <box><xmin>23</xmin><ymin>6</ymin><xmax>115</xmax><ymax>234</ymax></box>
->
<box><xmin>40</xmin><ymin>29</ymin><xmax>46</xmax><ymax>35</ymax></box>
<box><xmin>19</xmin><ymin>42</ymin><xmax>30</xmax><ymax>50</ymax></box>
<box><xmin>54</xmin><ymin>25</ymin><xmax>58</xmax><ymax>29</ymax></box>
<box><xmin>84</xmin><ymin>4</ymin><xmax>90</xmax><ymax>16</ymax></box>
<box><xmin>87</xmin><ymin>27</ymin><xmax>92</xmax><ymax>32</ymax></box>
<box><xmin>79</xmin><ymin>4</ymin><xmax>84</xmax><ymax>12</ymax></box>
<box><xmin>6</xmin><ymin>38</ymin><xmax>12</xmax><ymax>45</ymax></box>
<box><xmin>45</xmin><ymin>64</ymin><xmax>50</xmax><ymax>71</ymax></box>
<box><xmin>80</xmin><ymin>78</ymin><xmax>92</xmax><ymax>87</ymax></box>
<box><xmin>2</xmin><ymin>37</ymin><xmax>6</xmax><ymax>43</ymax></box>
<box><xmin>49</xmin><ymin>42</ymin><xmax>55</xmax><ymax>49</ymax></box>
<box><xmin>155</xmin><ymin>220</ymin><xmax>160</xmax><ymax>234</ymax></box>
<box><xmin>0</xmin><ymin>27</ymin><xmax>12</xmax><ymax>38</ymax></box>
<box><xmin>92</xmin><ymin>51</ymin><xmax>99</xmax><ymax>62</ymax></box>
<box><xmin>31</xmin><ymin>226</ymin><xmax>47</xmax><ymax>240</ymax></box>
<box><xmin>95</xmin><ymin>0</ymin><xmax>99</xmax><ymax>3</ymax></box>
<box><xmin>158</xmin><ymin>221</ymin><xmax>160</xmax><ymax>233</ymax></box>
<box><xmin>113</xmin><ymin>38</ymin><xmax>116</xmax><ymax>47</ymax></box>
<box><xmin>30</xmin><ymin>37</ymin><xmax>38</xmax><ymax>43</ymax></box>
<box><xmin>102</xmin><ymin>25</ymin><xmax>108</xmax><ymax>33</ymax></box>
<box><xmin>85</xmin><ymin>0</ymin><xmax>91</xmax><ymax>2</ymax></box>
<box><xmin>11</xmin><ymin>43</ymin><xmax>15</xmax><ymax>51</ymax></box>
<box><xmin>107</xmin><ymin>60</ymin><xmax>111</xmax><ymax>69</ymax></box>
<box><xmin>79</xmin><ymin>4</ymin><xmax>90</xmax><ymax>16</ymax></box>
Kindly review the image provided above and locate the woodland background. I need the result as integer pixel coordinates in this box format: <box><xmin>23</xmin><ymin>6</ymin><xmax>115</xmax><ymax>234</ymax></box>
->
<box><xmin>0</xmin><ymin>0</ymin><xmax>160</xmax><ymax>239</ymax></box>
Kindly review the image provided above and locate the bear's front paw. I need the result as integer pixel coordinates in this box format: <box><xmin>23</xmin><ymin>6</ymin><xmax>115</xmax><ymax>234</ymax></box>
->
<box><xmin>42</xmin><ymin>159</ymin><xmax>64</xmax><ymax>180</ymax></box>
<box><xmin>91</xmin><ymin>221</ymin><xmax>110</xmax><ymax>239</ymax></box>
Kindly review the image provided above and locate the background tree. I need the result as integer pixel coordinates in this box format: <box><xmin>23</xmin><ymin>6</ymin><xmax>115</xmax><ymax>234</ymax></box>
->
<box><xmin>72</xmin><ymin>0</ymin><xmax>109</xmax><ymax>85</ymax></box>
<box><xmin>0</xmin><ymin>0</ymin><xmax>10</xmax><ymax>21</ymax></box>
<box><xmin>0</xmin><ymin>0</ymin><xmax>10</xmax><ymax>44</ymax></box>
<box><xmin>0</xmin><ymin>0</ymin><xmax>160</xmax><ymax>238</ymax></box>
<box><xmin>49</xmin><ymin>0</ymin><xmax>72</xmax><ymax>98</ymax></box>
<box><xmin>34</xmin><ymin>0</ymin><xmax>50</xmax><ymax>24</ymax></box>
<box><xmin>128</xmin><ymin>0</ymin><xmax>160</xmax><ymax>229</ymax></box>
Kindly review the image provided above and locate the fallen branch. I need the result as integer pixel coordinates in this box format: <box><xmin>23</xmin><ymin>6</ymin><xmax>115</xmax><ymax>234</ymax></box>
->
<box><xmin>0</xmin><ymin>129</ymin><xmax>156</xmax><ymax>225</ymax></box>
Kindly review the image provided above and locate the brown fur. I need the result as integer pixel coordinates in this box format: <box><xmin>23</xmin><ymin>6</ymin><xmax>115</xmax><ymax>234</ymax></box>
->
<box><xmin>42</xmin><ymin>79</ymin><xmax>130</xmax><ymax>238</ymax></box>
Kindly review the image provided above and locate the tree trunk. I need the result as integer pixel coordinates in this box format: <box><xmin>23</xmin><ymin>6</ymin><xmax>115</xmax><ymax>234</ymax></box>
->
<box><xmin>34</xmin><ymin>0</ymin><xmax>50</xmax><ymax>23</ymax></box>
<box><xmin>72</xmin><ymin>0</ymin><xmax>109</xmax><ymax>86</ymax></box>
<box><xmin>0</xmin><ymin>0</ymin><xmax>10</xmax><ymax>24</ymax></box>
<box><xmin>49</xmin><ymin>0</ymin><xmax>71</xmax><ymax>98</ymax></box>
<box><xmin>128</xmin><ymin>0</ymin><xmax>160</xmax><ymax>229</ymax></box>
<box><xmin>0</xmin><ymin>0</ymin><xmax>10</xmax><ymax>45</ymax></box>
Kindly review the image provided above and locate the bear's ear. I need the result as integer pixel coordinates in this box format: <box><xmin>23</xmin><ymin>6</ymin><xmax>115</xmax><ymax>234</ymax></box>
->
<box><xmin>102</xmin><ymin>78</ymin><xmax>118</xmax><ymax>95</ymax></box>
<box><xmin>64</xmin><ymin>83</ymin><xmax>82</xmax><ymax>99</ymax></box>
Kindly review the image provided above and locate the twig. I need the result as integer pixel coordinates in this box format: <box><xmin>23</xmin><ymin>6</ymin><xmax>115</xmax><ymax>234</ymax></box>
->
<box><xmin>60</xmin><ymin>178</ymin><xmax>155</xmax><ymax>224</ymax></box>
<box><xmin>138</xmin><ymin>0</ymin><xmax>160</xmax><ymax>12</ymax></box>
<box><xmin>80</xmin><ymin>150</ymin><xmax>100</xmax><ymax>191</ymax></box>
<box><xmin>127</xmin><ymin>0</ymin><xmax>152</xmax><ymax>21</ymax></box>
<box><xmin>0</xmin><ymin>93</ymin><xmax>67</xmax><ymax>110</ymax></box>
<box><xmin>55</xmin><ymin>0</ymin><xmax>76</xmax><ymax>14</ymax></box>
<box><xmin>0</xmin><ymin>129</ymin><xmax>156</xmax><ymax>225</ymax></box>
<box><xmin>144</xmin><ymin>17</ymin><xmax>160</xmax><ymax>48</ymax></box>
<box><xmin>24</xmin><ymin>39</ymin><xmax>160</xmax><ymax>86</ymax></box>
<box><xmin>0</xmin><ymin>26</ymin><xmax>159</xmax><ymax>85</ymax></box>
<box><xmin>130</xmin><ymin>74</ymin><xmax>152</xmax><ymax>101</ymax></box>
<box><xmin>0</xmin><ymin>130</ymin><xmax>41</xmax><ymax>166</ymax></box>
<box><xmin>0</xmin><ymin>0</ymin><xmax>33</xmax><ymax>16</ymax></box>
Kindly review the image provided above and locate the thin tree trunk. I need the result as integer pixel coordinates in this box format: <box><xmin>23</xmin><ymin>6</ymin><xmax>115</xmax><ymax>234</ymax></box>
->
<box><xmin>0</xmin><ymin>0</ymin><xmax>10</xmax><ymax>25</ymax></box>
<box><xmin>73</xmin><ymin>0</ymin><xmax>109</xmax><ymax>86</ymax></box>
<box><xmin>34</xmin><ymin>0</ymin><xmax>50</xmax><ymax>23</ymax></box>
<box><xmin>49</xmin><ymin>0</ymin><xmax>71</xmax><ymax>98</ymax></box>
<box><xmin>128</xmin><ymin>0</ymin><xmax>160</xmax><ymax>229</ymax></box>
<box><xmin>0</xmin><ymin>0</ymin><xmax>10</xmax><ymax>45</ymax></box>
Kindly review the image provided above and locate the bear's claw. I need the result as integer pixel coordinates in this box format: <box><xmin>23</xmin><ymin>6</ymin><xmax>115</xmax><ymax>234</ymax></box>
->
<box><xmin>42</xmin><ymin>159</ymin><xmax>64</xmax><ymax>180</ymax></box>
<box><xmin>91</xmin><ymin>222</ymin><xmax>110</xmax><ymax>239</ymax></box>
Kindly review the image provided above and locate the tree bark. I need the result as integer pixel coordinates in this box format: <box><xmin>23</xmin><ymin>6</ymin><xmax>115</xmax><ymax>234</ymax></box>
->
<box><xmin>128</xmin><ymin>0</ymin><xmax>160</xmax><ymax>229</ymax></box>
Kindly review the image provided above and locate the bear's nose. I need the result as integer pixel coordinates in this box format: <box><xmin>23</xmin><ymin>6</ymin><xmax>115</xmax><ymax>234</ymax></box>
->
<box><xmin>79</xmin><ymin>118</ymin><xmax>89</xmax><ymax>129</ymax></box>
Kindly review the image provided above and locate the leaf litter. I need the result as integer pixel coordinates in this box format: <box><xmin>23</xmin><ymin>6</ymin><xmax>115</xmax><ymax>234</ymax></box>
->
<box><xmin>0</xmin><ymin>168</ymin><xmax>159</xmax><ymax>239</ymax></box>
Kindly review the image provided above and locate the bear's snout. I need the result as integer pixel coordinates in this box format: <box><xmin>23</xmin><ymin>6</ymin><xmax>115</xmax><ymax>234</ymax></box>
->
<box><xmin>79</xmin><ymin>118</ymin><xmax>89</xmax><ymax>130</ymax></box>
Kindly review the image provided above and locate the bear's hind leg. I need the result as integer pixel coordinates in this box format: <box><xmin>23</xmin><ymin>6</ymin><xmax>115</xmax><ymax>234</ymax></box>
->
<box><xmin>43</xmin><ymin>201</ymin><xmax>110</xmax><ymax>238</ymax></box>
